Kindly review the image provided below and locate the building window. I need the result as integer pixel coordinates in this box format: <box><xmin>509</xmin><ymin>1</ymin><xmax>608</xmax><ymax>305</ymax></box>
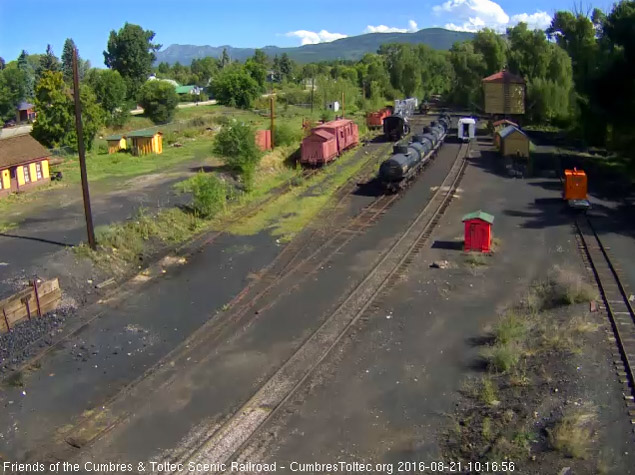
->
<box><xmin>23</xmin><ymin>165</ymin><xmax>30</xmax><ymax>183</ymax></box>
<box><xmin>35</xmin><ymin>162</ymin><xmax>42</xmax><ymax>180</ymax></box>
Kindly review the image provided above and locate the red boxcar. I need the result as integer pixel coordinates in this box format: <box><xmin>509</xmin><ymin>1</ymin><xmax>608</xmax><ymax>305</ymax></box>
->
<box><xmin>366</xmin><ymin>108</ymin><xmax>391</xmax><ymax>129</ymax></box>
<box><xmin>301</xmin><ymin>119</ymin><xmax>359</xmax><ymax>165</ymax></box>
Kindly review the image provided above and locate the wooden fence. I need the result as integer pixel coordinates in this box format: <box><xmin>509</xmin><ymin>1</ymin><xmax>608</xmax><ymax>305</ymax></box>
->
<box><xmin>0</xmin><ymin>278</ymin><xmax>61</xmax><ymax>334</ymax></box>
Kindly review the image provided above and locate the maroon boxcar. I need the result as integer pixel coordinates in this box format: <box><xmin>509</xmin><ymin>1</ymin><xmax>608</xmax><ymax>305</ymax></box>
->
<box><xmin>301</xmin><ymin>119</ymin><xmax>359</xmax><ymax>165</ymax></box>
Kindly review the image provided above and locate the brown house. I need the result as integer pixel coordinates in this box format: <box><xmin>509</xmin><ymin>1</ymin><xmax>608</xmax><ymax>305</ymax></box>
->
<box><xmin>0</xmin><ymin>135</ymin><xmax>51</xmax><ymax>198</ymax></box>
<box><xmin>16</xmin><ymin>101</ymin><xmax>36</xmax><ymax>123</ymax></box>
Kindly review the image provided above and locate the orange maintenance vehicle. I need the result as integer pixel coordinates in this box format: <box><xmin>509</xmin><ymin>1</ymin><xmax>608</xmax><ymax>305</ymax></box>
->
<box><xmin>563</xmin><ymin>168</ymin><xmax>591</xmax><ymax>211</ymax></box>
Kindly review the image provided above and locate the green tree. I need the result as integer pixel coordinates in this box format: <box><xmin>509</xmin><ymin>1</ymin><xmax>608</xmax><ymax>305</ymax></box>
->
<box><xmin>211</xmin><ymin>64</ymin><xmax>260</xmax><ymax>108</ymax></box>
<box><xmin>448</xmin><ymin>41</ymin><xmax>486</xmax><ymax>107</ymax></box>
<box><xmin>472</xmin><ymin>28</ymin><xmax>507</xmax><ymax>74</ymax></box>
<box><xmin>86</xmin><ymin>69</ymin><xmax>128</xmax><ymax>126</ymax></box>
<box><xmin>252</xmin><ymin>49</ymin><xmax>268</xmax><ymax>66</ymax></box>
<box><xmin>279</xmin><ymin>53</ymin><xmax>294</xmax><ymax>81</ymax></box>
<box><xmin>38</xmin><ymin>44</ymin><xmax>60</xmax><ymax>76</ymax></box>
<box><xmin>191</xmin><ymin>57</ymin><xmax>219</xmax><ymax>86</ymax></box>
<box><xmin>245</xmin><ymin>58</ymin><xmax>267</xmax><ymax>90</ymax></box>
<box><xmin>104</xmin><ymin>23</ymin><xmax>161</xmax><ymax>99</ymax></box>
<box><xmin>0</xmin><ymin>68</ymin><xmax>27</xmax><ymax>121</ymax></box>
<box><xmin>17</xmin><ymin>50</ymin><xmax>35</xmax><ymax>98</ymax></box>
<box><xmin>507</xmin><ymin>23</ymin><xmax>552</xmax><ymax>80</ymax></box>
<box><xmin>212</xmin><ymin>120</ymin><xmax>262</xmax><ymax>190</ymax></box>
<box><xmin>157</xmin><ymin>62</ymin><xmax>170</xmax><ymax>75</ymax></box>
<box><xmin>137</xmin><ymin>80</ymin><xmax>179</xmax><ymax>124</ymax></box>
<box><xmin>220</xmin><ymin>48</ymin><xmax>231</xmax><ymax>68</ymax></box>
<box><xmin>61</xmin><ymin>39</ymin><xmax>75</xmax><ymax>82</ymax></box>
<box><xmin>31</xmin><ymin>71</ymin><xmax>104</xmax><ymax>150</ymax></box>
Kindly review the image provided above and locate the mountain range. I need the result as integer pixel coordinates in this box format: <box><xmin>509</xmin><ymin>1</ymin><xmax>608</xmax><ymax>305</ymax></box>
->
<box><xmin>154</xmin><ymin>28</ymin><xmax>474</xmax><ymax>65</ymax></box>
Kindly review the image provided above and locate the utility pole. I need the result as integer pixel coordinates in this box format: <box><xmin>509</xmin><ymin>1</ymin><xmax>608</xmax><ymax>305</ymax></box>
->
<box><xmin>269</xmin><ymin>96</ymin><xmax>275</xmax><ymax>149</ymax></box>
<box><xmin>72</xmin><ymin>47</ymin><xmax>96</xmax><ymax>250</ymax></box>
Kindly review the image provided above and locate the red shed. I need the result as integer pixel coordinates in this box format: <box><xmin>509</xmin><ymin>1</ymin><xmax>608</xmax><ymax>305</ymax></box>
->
<box><xmin>462</xmin><ymin>210</ymin><xmax>494</xmax><ymax>253</ymax></box>
<box><xmin>255</xmin><ymin>129</ymin><xmax>272</xmax><ymax>151</ymax></box>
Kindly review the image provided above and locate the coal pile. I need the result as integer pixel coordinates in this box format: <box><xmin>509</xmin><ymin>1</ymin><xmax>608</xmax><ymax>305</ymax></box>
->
<box><xmin>0</xmin><ymin>308</ymin><xmax>74</xmax><ymax>373</ymax></box>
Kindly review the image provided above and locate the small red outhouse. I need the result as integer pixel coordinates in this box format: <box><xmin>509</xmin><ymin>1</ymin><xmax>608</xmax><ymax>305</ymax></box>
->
<box><xmin>462</xmin><ymin>210</ymin><xmax>494</xmax><ymax>253</ymax></box>
<box><xmin>255</xmin><ymin>129</ymin><xmax>272</xmax><ymax>151</ymax></box>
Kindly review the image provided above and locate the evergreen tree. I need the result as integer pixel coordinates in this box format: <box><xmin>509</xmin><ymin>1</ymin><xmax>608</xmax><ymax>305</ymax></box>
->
<box><xmin>39</xmin><ymin>44</ymin><xmax>60</xmax><ymax>75</ymax></box>
<box><xmin>17</xmin><ymin>50</ymin><xmax>35</xmax><ymax>98</ymax></box>
<box><xmin>220</xmin><ymin>48</ymin><xmax>231</xmax><ymax>68</ymax></box>
<box><xmin>61</xmin><ymin>38</ymin><xmax>76</xmax><ymax>82</ymax></box>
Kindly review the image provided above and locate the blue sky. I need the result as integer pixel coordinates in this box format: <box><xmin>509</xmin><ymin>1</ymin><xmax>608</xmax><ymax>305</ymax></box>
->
<box><xmin>0</xmin><ymin>0</ymin><xmax>614</xmax><ymax>66</ymax></box>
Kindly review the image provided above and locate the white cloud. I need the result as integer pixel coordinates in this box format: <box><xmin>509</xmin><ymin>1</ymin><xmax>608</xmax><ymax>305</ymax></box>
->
<box><xmin>285</xmin><ymin>29</ymin><xmax>347</xmax><ymax>45</ymax></box>
<box><xmin>364</xmin><ymin>20</ymin><xmax>418</xmax><ymax>34</ymax></box>
<box><xmin>510</xmin><ymin>11</ymin><xmax>552</xmax><ymax>30</ymax></box>
<box><xmin>433</xmin><ymin>0</ymin><xmax>552</xmax><ymax>32</ymax></box>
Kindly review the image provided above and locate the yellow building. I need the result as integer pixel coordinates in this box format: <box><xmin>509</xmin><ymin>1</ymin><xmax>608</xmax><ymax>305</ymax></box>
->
<box><xmin>0</xmin><ymin>134</ymin><xmax>51</xmax><ymax>198</ymax></box>
<box><xmin>105</xmin><ymin>134</ymin><xmax>128</xmax><ymax>154</ymax></box>
<box><xmin>128</xmin><ymin>130</ymin><xmax>163</xmax><ymax>156</ymax></box>
<box><xmin>483</xmin><ymin>70</ymin><xmax>526</xmax><ymax>116</ymax></box>
<box><xmin>497</xmin><ymin>126</ymin><xmax>530</xmax><ymax>158</ymax></box>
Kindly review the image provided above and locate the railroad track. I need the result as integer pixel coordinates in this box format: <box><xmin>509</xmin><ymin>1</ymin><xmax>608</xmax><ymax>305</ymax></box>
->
<box><xmin>575</xmin><ymin>215</ymin><xmax>635</xmax><ymax>425</ymax></box>
<box><xmin>159</xmin><ymin>141</ymin><xmax>470</xmax><ymax>475</ymax></box>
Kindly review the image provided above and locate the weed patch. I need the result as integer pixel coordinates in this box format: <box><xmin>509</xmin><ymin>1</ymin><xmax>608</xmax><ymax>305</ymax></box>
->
<box><xmin>548</xmin><ymin>410</ymin><xmax>596</xmax><ymax>459</ymax></box>
<box><xmin>465</xmin><ymin>252</ymin><xmax>489</xmax><ymax>267</ymax></box>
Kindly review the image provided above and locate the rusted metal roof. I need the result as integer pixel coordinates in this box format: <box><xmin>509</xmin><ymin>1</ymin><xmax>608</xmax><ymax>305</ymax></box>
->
<box><xmin>308</xmin><ymin>129</ymin><xmax>334</xmax><ymax>141</ymax></box>
<box><xmin>0</xmin><ymin>134</ymin><xmax>49</xmax><ymax>169</ymax></box>
<box><xmin>482</xmin><ymin>70</ymin><xmax>525</xmax><ymax>84</ymax></box>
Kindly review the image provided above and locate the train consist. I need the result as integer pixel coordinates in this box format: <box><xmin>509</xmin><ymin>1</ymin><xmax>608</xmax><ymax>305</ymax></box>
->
<box><xmin>383</xmin><ymin>98</ymin><xmax>419</xmax><ymax>142</ymax></box>
<box><xmin>378</xmin><ymin>114</ymin><xmax>451</xmax><ymax>192</ymax></box>
<box><xmin>300</xmin><ymin>119</ymin><xmax>360</xmax><ymax>166</ymax></box>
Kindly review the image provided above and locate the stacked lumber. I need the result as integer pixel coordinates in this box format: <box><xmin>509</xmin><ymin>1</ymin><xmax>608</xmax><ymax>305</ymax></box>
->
<box><xmin>0</xmin><ymin>278</ymin><xmax>61</xmax><ymax>333</ymax></box>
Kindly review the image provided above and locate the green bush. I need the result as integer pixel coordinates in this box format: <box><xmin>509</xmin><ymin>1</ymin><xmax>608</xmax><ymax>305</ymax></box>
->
<box><xmin>272</xmin><ymin>122</ymin><xmax>303</xmax><ymax>147</ymax></box>
<box><xmin>213</xmin><ymin>120</ymin><xmax>262</xmax><ymax>190</ymax></box>
<box><xmin>211</xmin><ymin>64</ymin><xmax>260</xmax><ymax>109</ymax></box>
<box><xmin>137</xmin><ymin>80</ymin><xmax>179</xmax><ymax>124</ymax></box>
<box><xmin>184</xmin><ymin>172</ymin><xmax>228</xmax><ymax>218</ymax></box>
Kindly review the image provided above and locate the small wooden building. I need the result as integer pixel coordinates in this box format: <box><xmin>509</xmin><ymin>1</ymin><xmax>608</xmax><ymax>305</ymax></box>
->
<box><xmin>255</xmin><ymin>129</ymin><xmax>272</xmax><ymax>151</ymax></box>
<box><xmin>492</xmin><ymin>119</ymin><xmax>519</xmax><ymax>148</ymax></box>
<box><xmin>128</xmin><ymin>130</ymin><xmax>163</xmax><ymax>156</ymax></box>
<box><xmin>0</xmin><ymin>135</ymin><xmax>51</xmax><ymax>197</ymax></box>
<box><xmin>463</xmin><ymin>210</ymin><xmax>494</xmax><ymax>253</ymax></box>
<box><xmin>497</xmin><ymin>126</ymin><xmax>530</xmax><ymax>158</ymax></box>
<box><xmin>483</xmin><ymin>70</ymin><xmax>526</xmax><ymax>116</ymax></box>
<box><xmin>105</xmin><ymin>134</ymin><xmax>128</xmax><ymax>154</ymax></box>
<box><xmin>16</xmin><ymin>101</ymin><xmax>36</xmax><ymax>123</ymax></box>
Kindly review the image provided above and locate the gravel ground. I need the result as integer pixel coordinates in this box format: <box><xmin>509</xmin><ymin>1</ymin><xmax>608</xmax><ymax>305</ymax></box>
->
<box><xmin>0</xmin><ymin>306</ymin><xmax>75</xmax><ymax>374</ymax></box>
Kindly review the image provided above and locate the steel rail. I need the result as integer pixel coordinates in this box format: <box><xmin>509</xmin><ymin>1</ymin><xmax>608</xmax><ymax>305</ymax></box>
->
<box><xmin>164</xmin><ymin>141</ymin><xmax>470</xmax><ymax>475</ymax></box>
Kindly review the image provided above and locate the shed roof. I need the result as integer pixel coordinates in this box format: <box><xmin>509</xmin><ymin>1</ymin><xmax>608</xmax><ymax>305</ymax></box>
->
<box><xmin>493</xmin><ymin>119</ymin><xmax>519</xmax><ymax>128</ymax></box>
<box><xmin>482</xmin><ymin>70</ymin><xmax>525</xmax><ymax>84</ymax></box>
<box><xmin>498</xmin><ymin>125</ymin><xmax>527</xmax><ymax>139</ymax></box>
<box><xmin>17</xmin><ymin>101</ymin><xmax>35</xmax><ymax>111</ymax></box>
<box><xmin>462</xmin><ymin>210</ymin><xmax>495</xmax><ymax>224</ymax></box>
<box><xmin>127</xmin><ymin>130</ymin><xmax>162</xmax><ymax>138</ymax></box>
<box><xmin>105</xmin><ymin>134</ymin><xmax>124</xmax><ymax>141</ymax></box>
<box><xmin>0</xmin><ymin>134</ymin><xmax>49</xmax><ymax>169</ymax></box>
<box><xmin>175</xmin><ymin>85</ymin><xmax>195</xmax><ymax>94</ymax></box>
